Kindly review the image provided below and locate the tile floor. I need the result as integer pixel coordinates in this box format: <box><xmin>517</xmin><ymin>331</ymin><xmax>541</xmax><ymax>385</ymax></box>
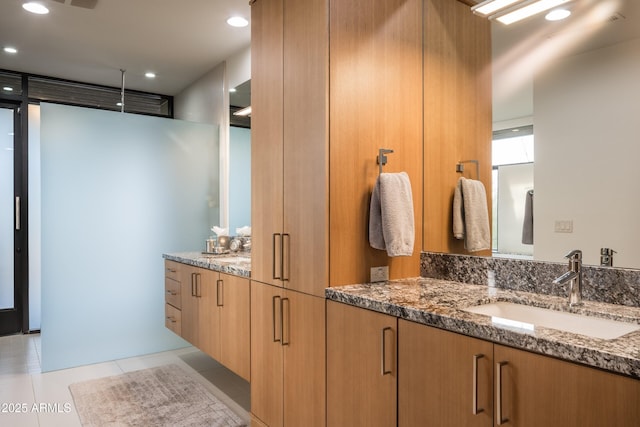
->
<box><xmin>0</xmin><ymin>333</ymin><xmax>250</xmax><ymax>426</ymax></box>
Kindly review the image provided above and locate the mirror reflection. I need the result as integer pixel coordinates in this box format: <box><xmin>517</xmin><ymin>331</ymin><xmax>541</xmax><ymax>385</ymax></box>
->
<box><xmin>229</xmin><ymin>79</ymin><xmax>252</xmax><ymax>235</ymax></box>
<box><xmin>490</xmin><ymin>0</ymin><xmax>640</xmax><ymax>268</ymax></box>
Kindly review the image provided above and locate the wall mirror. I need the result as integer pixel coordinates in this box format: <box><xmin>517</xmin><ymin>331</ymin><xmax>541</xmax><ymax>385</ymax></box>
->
<box><xmin>490</xmin><ymin>0</ymin><xmax>640</xmax><ymax>268</ymax></box>
<box><xmin>228</xmin><ymin>79</ymin><xmax>251</xmax><ymax>234</ymax></box>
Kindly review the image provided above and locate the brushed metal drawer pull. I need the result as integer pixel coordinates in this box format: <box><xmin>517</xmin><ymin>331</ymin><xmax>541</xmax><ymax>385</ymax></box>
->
<box><xmin>195</xmin><ymin>273</ymin><xmax>202</xmax><ymax>298</ymax></box>
<box><xmin>166</xmin><ymin>290</ymin><xmax>177</xmax><ymax>296</ymax></box>
<box><xmin>497</xmin><ymin>361</ymin><xmax>509</xmax><ymax>425</ymax></box>
<box><xmin>473</xmin><ymin>354</ymin><xmax>484</xmax><ymax>415</ymax></box>
<box><xmin>273</xmin><ymin>233</ymin><xmax>282</xmax><ymax>280</ymax></box>
<box><xmin>281</xmin><ymin>297</ymin><xmax>290</xmax><ymax>346</ymax></box>
<box><xmin>282</xmin><ymin>233</ymin><xmax>290</xmax><ymax>282</ymax></box>
<box><xmin>272</xmin><ymin>296</ymin><xmax>281</xmax><ymax>343</ymax></box>
<box><xmin>216</xmin><ymin>279</ymin><xmax>224</xmax><ymax>307</ymax></box>
<box><xmin>381</xmin><ymin>327</ymin><xmax>392</xmax><ymax>375</ymax></box>
<box><xmin>166</xmin><ymin>268</ymin><xmax>177</xmax><ymax>273</ymax></box>
<box><xmin>165</xmin><ymin>316</ymin><xmax>176</xmax><ymax>323</ymax></box>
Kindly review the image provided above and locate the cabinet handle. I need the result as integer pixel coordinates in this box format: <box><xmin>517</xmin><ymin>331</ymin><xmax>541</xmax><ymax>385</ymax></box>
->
<box><xmin>272</xmin><ymin>296</ymin><xmax>281</xmax><ymax>343</ymax></box>
<box><xmin>496</xmin><ymin>361</ymin><xmax>509</xmax><ymax>425</ymax></box>
<box><xmin>473</xmin><ymin>354</ymin><xmax>484</xmax><ymax>415</ymax></box>
<box><xmin>166</xmin><ymin>267</ymin><xmax>177</xmax><ymax>273</ymax></box>
<box><xmin>381</xmin><ymin>327</ymin><xmax>392</xmax><ymax>375</ymax></box>
<box><xmin>166</xmin><ymin>316</ymin><xmax>176</xmax><ymax>323</ymax></box>
<box><xmin>272</xmin><ymin>233</ymin><xmax>282</xmax><ymax>280</ymax></box>
<box><xmin>281</xmin><ymin>297</ymin><xmax>290</xmax><ymax>346</ymax></box>
<box><xmin>196</xmin><ymin>273</ymin><xmax>202</xmax><ymax>298</ymax></box>
<box><xmin>282</xmin><ymin>233</ymin><xmax>290</xmax><ymax>282</ymax></box>
<box><xmin>166</xmin><ymin>290</ymin><xmax>177</xmax><ymax>296</ymax></box>
<box><xmin>216</xmin><ymin>279</ymin><xmax>224</xmax><ymax>307</ymax></box>
<box><xmin>191</xmin><ymin>273</ymin><xmax>196</xmax><ymax>297</ymax></box>
<box><xmin>15</xmin><ymin>196</ymin><xmax>20</xmax><ymax>231</ymax></box>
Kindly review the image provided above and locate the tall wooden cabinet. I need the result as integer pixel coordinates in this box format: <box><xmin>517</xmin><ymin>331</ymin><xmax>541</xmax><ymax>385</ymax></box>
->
<box><xmin>251</xmin><ymin>0</ymin><xmax>328</xmax><ymax>298</ymax></box>
<box><xmin>327</xmin><ymin>301</ymin><xmax>398</xmax><ymax>427</ymax></box>
<box><xmin>250</xmin><ymin>281</ymin><xmax>326</xmax><ymax>427</ymax></box>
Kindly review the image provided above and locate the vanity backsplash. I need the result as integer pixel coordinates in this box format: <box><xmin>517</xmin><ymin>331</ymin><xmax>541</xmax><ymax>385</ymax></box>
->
<box><xmin>420</xmin><ymin>252</ymin><xmax>640</xmax><ymax>308</ymax></box>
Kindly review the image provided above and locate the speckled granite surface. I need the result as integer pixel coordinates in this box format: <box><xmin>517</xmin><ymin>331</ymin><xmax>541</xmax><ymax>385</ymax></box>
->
<box><xmin>421</xmin><ymin>252</ymin><xmax>640</xmax><ymax>308</ymax></box>
<box><xmin>163</xmin><ymin>252</ymin><xmax>251</xmax><ymax>278</ymax></box>
<box><xmin>326</xmin><ymin>278</ymin><xmax>640</xmax><ymax>379</ymax></box>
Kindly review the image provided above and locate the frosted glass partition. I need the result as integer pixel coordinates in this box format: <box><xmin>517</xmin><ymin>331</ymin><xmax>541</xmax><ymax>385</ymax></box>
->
<box><xmin>40</xmin><ymin>103</ymin><xmax>218</xmax><ymax>371</ymax></box>
<box><xmin>228</xmin><ymin>126</ymin><xmax>251</xmax><ymax>234</ymax></box>
<box><xmin>28</xmin><ymin>104</ymin><xmax>42</xmax><ymax>330</ymax></box>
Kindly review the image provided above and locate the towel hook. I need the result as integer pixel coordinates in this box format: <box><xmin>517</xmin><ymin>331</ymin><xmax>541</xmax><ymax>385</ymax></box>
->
<box><xmin>378</xmin><ymin>148</ymin><xmax>394</xmax><ymax>175</ymax></box>
<box><xmin>456</xmin><ymin>159</ymin><xmax>480</xmax><ymax>180</ymax></box>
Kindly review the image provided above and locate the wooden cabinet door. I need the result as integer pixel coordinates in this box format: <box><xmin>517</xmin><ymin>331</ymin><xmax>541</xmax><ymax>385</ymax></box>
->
<box><xmin>251</xmin><ymin>0</ymin><xmax>284</xmax><ymax>288</ymax></box>
<box><xmin>399</xmin><ymin>319</ymin><xmax>493</xmax><ymax>427</ymax></box>
<box><xmin>179</xmin><ymin>266</ymin><xmax>199</xmax><ymax>347</ymax></box>
<box><xmin>494</xmin><ymin>344</ymin><xmax>640</xmax><ymax>427</ymax></box>
<box><xmin>197</xmin><ymin>268</ymin><xmax>220</xmax><ymax>361</ymax></box>
<box><xmin>327</xmin><ymin>301</ymin><xmax>397</xmax><ymax>427</ymax></box>
<box><xmin>219</xmin><ymin>273</ymin><xmax>250</xmax><ymax>381</ymax></box>
<box><xmin>282</xmin><ymin>290</ymin><xmax>326</xmax><ymax>427</ymax></box>
<box><xmin>251</xmin><ymin>281</ymin><xmax>284</xmax><ymax>427</ymax></box>
<box><xmin>281</xmin><ymin>0</ymin><xmax>328</xmax><ymax>297</ymax></box>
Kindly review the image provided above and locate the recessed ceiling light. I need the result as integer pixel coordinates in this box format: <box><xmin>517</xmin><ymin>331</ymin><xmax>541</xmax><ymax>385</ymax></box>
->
<box><xmin>145</xmin><ymin>72</ymin><xmax>156</xmax><ymax>79</ymax></box>
<box><xmin>116</xmin><ymin>102</ymin><xmax>123</xmax><ymax>107</ymax></box>
<box><xmin>496</xmin><ymin>0</ymin><xmax>570</xmax><ymax>25</ymax></box>
<box><xmin>227</xmin><ymin>16</ymin><xmax>248</xmax><ymax>28</ymax></box>
<box><xmin>545</xmin><ymin>8</ymin><xmax>571</xmax><ymax>21</ymax></box>
<box><xmin>3</xmin><ymin>87</ymin><xmax>13</xmax><ymax>92</ymax></box>
<box><xmin>3</xmin><ymin>47</ymin><xmax>18</xmax><ymax>54</ymax></box>
<box><xmin>22</xmin><ymin>2</ymin><xmax>50</xmax><ymax>14</ymax></box>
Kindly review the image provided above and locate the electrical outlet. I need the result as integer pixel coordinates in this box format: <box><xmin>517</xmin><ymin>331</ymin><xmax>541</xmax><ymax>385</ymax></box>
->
<box><xmin>554</xmin><ymin>220</ymin><xmax>573</xmax><ymax>233</ymax></box>
<box><xmin>370</xmin><ymin>266</ymin><xmax>389</xmax><ymax>283</ymax></box>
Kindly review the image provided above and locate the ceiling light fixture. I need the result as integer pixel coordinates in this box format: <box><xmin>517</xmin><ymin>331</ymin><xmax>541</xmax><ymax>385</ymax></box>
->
<box><xmin>3</xmin><ymin>87</ymin><xmax>13</xmax><ymax>92</ymax></box>
<box><xmin>229</xmin><ymin>87</ymin><xmax>237</xmax><ymax>93</ymax></box>
<box><xmin>3</xmin><ymin>47</ymin><xmax>18</xmax><ymax>54</ymax></box>
<box><xmin>545</xmin><ymin>8</ymin><xmax>571</xmax><ymax>21</ymax></box>
<box><xmin>227</xmin><ymin>16</ymin><xmax>248</xmax><ymax>28</ymax></box>
<box><xmin>22</xmin><ymin>2</ymin><xmax>50</xmax><ymax>14</ymax></box>
<box><xmin>145</xmin><ymin>72</ymin><xmax>156</xmax><ymax>79</ymax></box>
<box><xmin>472</xmin><ymin>0</ymin><xmax>522</xmax><ymax>17</ymax></box>
<box><xmin>233</xmin><ymin>106</ymin><xmax>252</xmax><ymax>117</ymax></box>
<box><xmin>472</xmin><ymin>0</ymin><xmax>571</xmax><ymax>25</ymax></box>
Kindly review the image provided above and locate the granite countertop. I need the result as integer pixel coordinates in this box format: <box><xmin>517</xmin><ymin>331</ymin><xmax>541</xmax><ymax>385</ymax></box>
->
<box><xmin>326</xmin><ymin>277</ymin><xmax>640</xmax><ymax>379</ymax></box>
<box><xmin>163</xmin><ymin>251</ymin><xmax>251</xmax><ymax>278</ymax></box>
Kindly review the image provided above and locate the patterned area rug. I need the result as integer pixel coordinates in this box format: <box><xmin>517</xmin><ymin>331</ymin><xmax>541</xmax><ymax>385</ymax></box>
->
<box><xmin>69</xmin><ymin>364</ymin><xmax>246</xmax><ymax>426</ymax></box>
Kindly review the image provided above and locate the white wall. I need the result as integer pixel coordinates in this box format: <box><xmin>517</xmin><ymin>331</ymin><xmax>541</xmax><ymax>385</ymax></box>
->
<box><xmin>534</xmin><ymin>38</ymin><xmax>640</xmax><ymax>267</ymax></box>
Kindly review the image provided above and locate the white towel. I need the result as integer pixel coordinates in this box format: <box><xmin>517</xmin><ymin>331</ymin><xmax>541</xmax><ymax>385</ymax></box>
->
<box><xmin>369</xmin><ymin>172</ymin><xmax>415</xmax><ymax>257</ymax></box>
<box><xmin>452</xmin><ymin>177</ymin><xmax>490</xmax><ymax>252</ymax></box>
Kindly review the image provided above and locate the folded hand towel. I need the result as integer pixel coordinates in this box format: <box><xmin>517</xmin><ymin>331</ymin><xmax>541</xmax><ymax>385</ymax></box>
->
<box><xmin>369</xmin><ymin>172</ymin><xmax>415</xmax><ymax>257</ymax></box>
<box><xmin>452</xmin><ymin>177</ymin><xmax>490</xmax><ymax>252</ymax></box>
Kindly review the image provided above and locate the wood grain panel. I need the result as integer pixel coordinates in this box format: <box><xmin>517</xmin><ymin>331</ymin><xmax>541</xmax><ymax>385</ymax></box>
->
<box><xmin>399</xmin><ymin>319</ymin><xmax>493</xmax><ymax>427</ymax></box>
<box><xmin>329</xmin><ymin>0</ymin><xmax>423</xmax><ymax>286</ymax></box>
<box><xmin>219</xmin><ymin>273</ymin><xmax>251</xmax><ymax>382</ymax></box>
<box><xmin>250</xmin><ymin>281</ymin><xmax>284</xmax><ymax>427</ymax></box>
<box><xmin>423</xmin><ymin>0</ymin><xmax>492</xmax><ymax>255</ymax></box>
<box><xmin>494</xmin><ymin>345</ymin><xmax>640</xmax><ymax>426</ymax></box>
<box><xmin>283</xmin><ymin>291</ymin><xmax>326</xmax><ymax>426</ymax></box>
<box><xmin>251</xmin><ymin>0</ymin><xmax>284</xmax><ymax>287</ymax></box>
<box><xmin>283</xmin><ymin>0</ymin><xmax>329</xmax><ymax>297</ymax></box>
<box><xmin>164</xmin><ymin>277</ymin><xmax>181</xmax><ymax>309</ymax></box>
<box><xmin>327</xmin><ymin>301</ymin><xmax>397</xmax><ymax>427</ymax></box>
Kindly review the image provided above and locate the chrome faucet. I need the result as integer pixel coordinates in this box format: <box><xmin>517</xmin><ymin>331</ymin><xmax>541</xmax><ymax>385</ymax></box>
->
<box><xmin>553</xmin><ymin>249</ymin><xmax>583</xmax><ymax>306</ymax></box>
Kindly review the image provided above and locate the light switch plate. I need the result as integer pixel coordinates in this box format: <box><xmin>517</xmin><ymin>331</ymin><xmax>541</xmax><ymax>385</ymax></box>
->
<box><xmin>371</xmin><ymin>266</ymin><xmax>389</xmax><ymax>282</ymax></box>
<box><xmin>554</xmin><ymin>220</ymin><xmax>573</xmax><ymax>233</ymax></box>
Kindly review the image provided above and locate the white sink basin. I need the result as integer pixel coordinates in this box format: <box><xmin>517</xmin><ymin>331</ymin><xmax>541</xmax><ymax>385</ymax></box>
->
<box><xmin>463</xmin><ymin>302</ymin><xmax>640</xmax><ymax>340</ymax></box>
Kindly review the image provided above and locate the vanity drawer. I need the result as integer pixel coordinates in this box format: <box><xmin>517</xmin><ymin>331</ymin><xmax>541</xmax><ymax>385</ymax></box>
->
<box><xmin>164</xmin><ymin>260</ymin><xmax>181</xmax><ymax>281</ymax></box>
<box><xmin>165</xmin><ymin>303</ymin><xmax>182</xmax><ymax>336</ymax></box>
<box><xmin>165</xmin><ymin>277</ymin><xmax>181</xmax><ymax>309</ymax></box>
